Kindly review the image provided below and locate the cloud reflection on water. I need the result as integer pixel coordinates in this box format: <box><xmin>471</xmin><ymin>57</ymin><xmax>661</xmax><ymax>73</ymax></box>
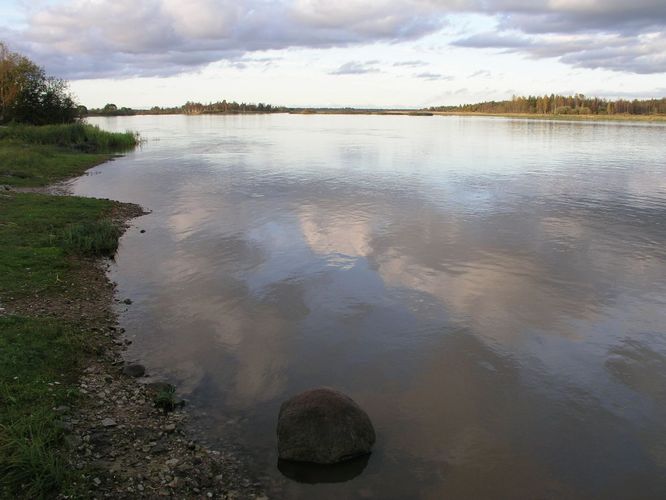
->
<box><xmin>71</xmin><ymin>114</ymin><xmax>666</xmax><ymax>498</ymax></box>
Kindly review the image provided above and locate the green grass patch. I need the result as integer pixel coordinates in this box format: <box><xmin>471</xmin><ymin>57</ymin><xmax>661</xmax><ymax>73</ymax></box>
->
<box><xmin>61</xmin><ymin>220</ymin><xmax>122</xmax><ymax>257</ymax></box>
<box><xmin>0</xmin><ymin>139</ymin><xmax>109</xmax><ymax>187</ymax></box>
<box><xmin>0</xmin><ymin>192</ymin><xmax>117</xmax><ymax>298</ymax></box>
<box><xmin>0</xmin><ymin>316</ymin><xmax>85</xmax><ymax>498</ymax></box>
<box><xmin>0</xmin><ymin>123</ymin><xmax>139</xmax><ymax>187</ymax></box>
<box><xmin>0</xmin><ymin>123</ymin><xmax>139</xmax><ymax>152</ymax></box>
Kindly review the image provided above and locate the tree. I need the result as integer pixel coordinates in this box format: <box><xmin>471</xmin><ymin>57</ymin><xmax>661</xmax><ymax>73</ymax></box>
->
<box><xmin>0</xmin><ymin>42</ymin><xmax>77</xmax><ymax>124</ymax></box>
<box><xmin>0</xmin><ymin>42</ymin><xmax>35</xmax><ymax>122</ymax></box>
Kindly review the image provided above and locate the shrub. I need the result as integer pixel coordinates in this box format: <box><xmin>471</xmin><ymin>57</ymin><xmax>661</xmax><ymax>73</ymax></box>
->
<box><xmin>154</xmin><ymin>385</ymin><xmax>178</xmax><ymax>412</ymax></box>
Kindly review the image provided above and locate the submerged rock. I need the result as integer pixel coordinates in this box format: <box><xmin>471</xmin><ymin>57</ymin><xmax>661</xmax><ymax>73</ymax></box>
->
<box><xmin>122</xmin><ymin>363</ymin><xmax>146</xmax><ymax>377</ymax></box>
<box><xmin>277</xmin><ymin>387</ymin><xmax>375</xmax><ymax>464</ymax></box>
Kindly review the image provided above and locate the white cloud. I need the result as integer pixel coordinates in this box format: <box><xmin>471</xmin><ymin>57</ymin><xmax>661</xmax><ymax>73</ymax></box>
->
<box><xmin>3</xmin><ymin>0</ymin><xmax>665</xmax><ymax>79</ymax></box>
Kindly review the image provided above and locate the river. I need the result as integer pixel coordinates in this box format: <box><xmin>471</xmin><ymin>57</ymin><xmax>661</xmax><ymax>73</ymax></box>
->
<box><xmin>73</xmin><ymin>114</ymin><xmax>666</xmax><ymax>499</ymax></box>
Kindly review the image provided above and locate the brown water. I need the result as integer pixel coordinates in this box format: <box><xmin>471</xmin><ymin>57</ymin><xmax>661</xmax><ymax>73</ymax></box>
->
<box><xmin>73</xmin><ymin>114</ymin><xmax>666</xmax><ymax>499</ymax></box>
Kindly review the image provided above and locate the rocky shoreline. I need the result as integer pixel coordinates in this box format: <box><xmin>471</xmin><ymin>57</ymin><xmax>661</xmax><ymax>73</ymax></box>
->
<box><xmin>61</xmin><ymin>335</ymin><xmax>266</xmax><ymax>499</ymax></box>
<box><xmin>5</xmin><ymin>182</ymin><xmax>266</xmax><ymax>499</ymax></box>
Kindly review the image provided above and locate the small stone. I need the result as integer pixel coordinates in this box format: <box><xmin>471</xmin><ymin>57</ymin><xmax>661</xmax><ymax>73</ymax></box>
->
<box><xmin>93</xmin><ymin>477</ymin><xmax>102</xmax><ymax>486</ymax></box>
<box><xmin>140</xmin><ymin>229</ymin><xmax>146</xmax><ymax>233</ymax></box>
<box><xmin>101</xmin><ymin>417</ymin><xmax>117</xmax><ymax>427</ymax></box>
<box><xmin>152</xmin><ymin>443</ymin><xmax>168</xmax><ymax>454</ymax></box>
<box><xmin>163</xmin><ymin>423</ymin><xmax>176</xmax><ymax>433</ymax></box>
<box><xmin>165</xmin><ymin>458</ymin><xmax>179</xmax><ymax>468</ymax></box>
<box><xmin>64</xmin><ymin>434</ymin><xmax>82</xmax><ymax>448</ymax></box>
<box><xmin>123</xmin><ymin>298</ymin><xmax>133</xmax><ymax>305</ymax></box>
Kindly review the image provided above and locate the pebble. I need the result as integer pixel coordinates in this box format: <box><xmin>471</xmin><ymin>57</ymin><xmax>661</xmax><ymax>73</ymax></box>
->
<box><xmin>101</xmin><ymin>417</ymin><xmax>117</xmax><ymax>427</ymax></box>
<box><xmin>62</xmin><ymin>312</ymin><xmax>266</xmax><ymax>498</ymax></box>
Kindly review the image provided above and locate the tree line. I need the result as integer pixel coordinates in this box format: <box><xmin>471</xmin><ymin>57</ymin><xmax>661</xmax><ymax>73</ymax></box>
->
<box><xmin>0</xmin><ymin>42</ymin><xmax>78</xmax><ymax>125</ymax></box>
<box><xmin>85</xmin><ymin>101</ymin><xmax>286</xmax><ymax>116</ymax></box>
<box><xmin>429</xmin><ymin>94</ymin><xmax>666</xmax><ymax>116</ymax></box>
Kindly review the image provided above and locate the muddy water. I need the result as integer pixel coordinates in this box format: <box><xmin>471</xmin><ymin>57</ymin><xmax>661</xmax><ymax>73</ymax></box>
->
<box><xmin>73</xmin><ymin>114</ymin><xmax>666</xmax><ymax>498</ymax></box>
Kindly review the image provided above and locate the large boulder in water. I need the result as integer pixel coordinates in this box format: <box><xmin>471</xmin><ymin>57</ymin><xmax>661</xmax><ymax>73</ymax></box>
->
<box><xmin>277</xmin><ymin>388</ymin><xmax>375</xmax><ymax>464</ymax></box>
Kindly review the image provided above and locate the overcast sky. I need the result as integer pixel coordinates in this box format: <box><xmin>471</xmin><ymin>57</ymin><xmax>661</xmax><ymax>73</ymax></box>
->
<box><xmin>1</xmin><ymin>0</ymin><xmax>665</xmax><ymax>108</ymax></box>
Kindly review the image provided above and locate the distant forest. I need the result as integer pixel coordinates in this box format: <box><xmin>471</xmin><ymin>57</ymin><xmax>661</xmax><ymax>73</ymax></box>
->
<box><xmin>429</xmin><ymin>94</ymin><xmax>666</xmax><ymax>116</ymax></box>
<box><xmin>86</xmin><ymin>100</ymin><xmax>286</xmax><ymax>116</ymax></box>
<box><xmin>85</xmin><ymin>94</ymin><xmax>666</xmax><ymax>118</ymax></box>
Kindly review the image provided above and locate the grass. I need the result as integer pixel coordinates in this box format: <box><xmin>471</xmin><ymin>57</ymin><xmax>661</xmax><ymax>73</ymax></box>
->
<box><xmin>0</xmin><ymin>141</ymin><xmax>109</xmax><ymax>187</ymax></box>
<box><xmin>0</xmin><ymin>122</ymin><xmax>139</xmax><ymax>497</ymax></box>
<box><xmin>61</xmin><ymin>220</ymin><xmax>122</xmax><ymax>257</ymax></box>
<box><xmin>0</xmin><ymin>123</ymin><xmax>139</xmax><ymax>187</ymax></box>
<box><xmin>154</xmin><ymin>384</ymin><xmax>178</xmax><ymax>412</ymax></box>
<box><xmin>0</xmin><ymin>317</ymin><xmax>84</xmax><ymax>498</ymax></box>
<box><xmin>0</xmin><ymin>193</ymin><xmax>118</xmax><ymax>298</ymax></box>
<box><xmin>0</xmin><ymin>192</ymin><xmax>125</xmax><ymax>497</ymax></box>
<box><xmin>0</xmin><ymin>123</ymin><xmax>139</xmax><ymax>152</ymax></box>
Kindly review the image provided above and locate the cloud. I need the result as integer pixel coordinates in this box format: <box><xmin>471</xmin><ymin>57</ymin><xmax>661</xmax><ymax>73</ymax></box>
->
<box><xmin>223</xmin><ymin>55</ymin><xmax>282</xmax><ymax>71</ymax></box>
<box><xmin>454</xmin><ymin>31</ymin><xmax>666</xmax><ymax>74</ymax></box>
<box><xmin>3</xmin><ymin>0</ymin><xmax>666</xmax><ymax>78</ymax></box>
<box><xmin>491</xmin><ymin>0</ymin><xmax>666</xmax><ymax>35</ymax></box>
<box><xmin>3</xmin><ymin>0</ymin><xmax>445</xmax><ymax>78</ymax></box>
<box><xmin>330</xmin><ymin>60</ymin><xmax>380</xmax><ymax>75</ymax></box>
<box><xmin>393</xmin><ymin>60</ymin><xmax>428</xmax><ymax>67</ymax></box>
<box><xmin>414</xmin><ymin>72</ymin><xmax>453</xmax><ymax>81</ymax></box>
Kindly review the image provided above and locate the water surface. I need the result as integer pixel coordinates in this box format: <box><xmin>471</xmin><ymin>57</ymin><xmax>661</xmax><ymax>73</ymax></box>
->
<box><xmin>73</xmin><ymin>114</ymin><xmax>666</xmax><ymax>499</ymax></box>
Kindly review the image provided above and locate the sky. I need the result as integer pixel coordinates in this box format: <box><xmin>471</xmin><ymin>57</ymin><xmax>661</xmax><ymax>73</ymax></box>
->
<box><xmin>1</xmin><ymin>0</ymin><xmax>665</xmax><ymax>108</ymax></box>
